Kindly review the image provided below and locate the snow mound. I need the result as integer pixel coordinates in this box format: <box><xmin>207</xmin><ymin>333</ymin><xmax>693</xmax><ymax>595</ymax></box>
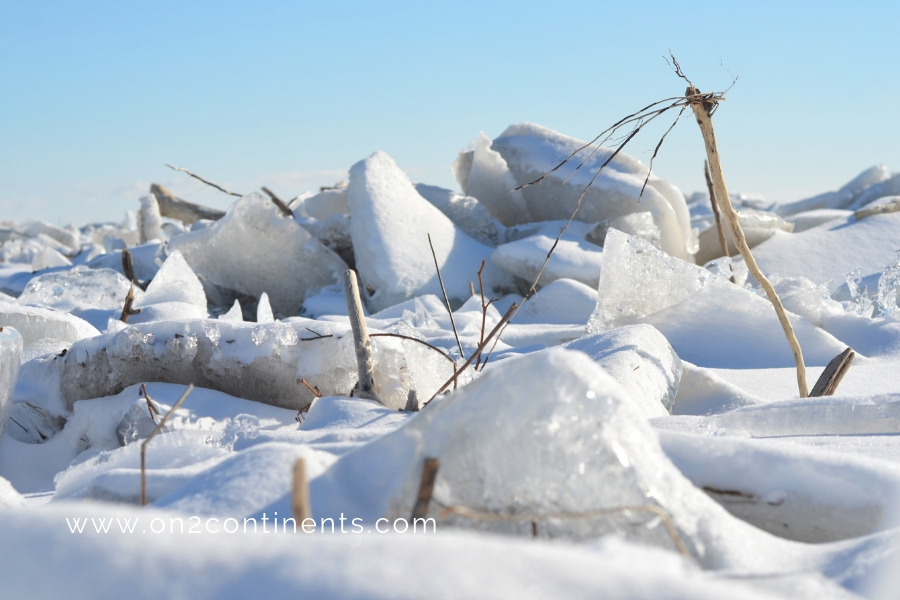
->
<box><xmin>458</xmin><ymin>123</ymin><xmax>695</xmax><ymax>260</ymax></box>
<box><xmin>695</xmin><ymin>209</ymin><xmax>794</xmax><ymax>265</ymax></box>
<box><xmin>514</xmin><ymin>278</ymin><xmax>597</xmax><ymax>325</ymax></box>
<box><xmin>347</xmin><ymin>151</ymin><xmax>512</xmax><ymax>313</ymax></box>
<box><xmin>134</xmin><ymin>251</ymin><xmax>207</xmax><ymax>315</ymax></box>
<box><xmin>169</xmin><ymin>193</ymin><xmax>347</xmax><ymax>317</ymax></box>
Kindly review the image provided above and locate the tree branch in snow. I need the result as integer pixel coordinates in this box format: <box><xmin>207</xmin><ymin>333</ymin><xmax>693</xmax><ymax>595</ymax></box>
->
<box><xmin>428</xmin><ymin>233</ymin><xmax>465</xmax><ymax>360</ymax></box>
<box><xmin>150</xmin><ymin>184</ymin><xmax>226</xmax><ymax>224</ymax></box>
<box><xmin>343</xmin><ymin>269</ymin><xmax>381</xmax><ymax>404</ymax></box>
<box><xmin>164</xmin><ymin>164</ymin><xmax>244</xmax><ymax>197</ymax></box>
<box><xmin>120</xmin><ymin>284</ymin><xmax>142</xmax><ymax>323</ymax></box>
<box><xmin>411</xmin><ymin>458</ymin><xmax>440</xmax><ymax>520</ymax></box>
<box><xmin>810</xmin><ymin>347</ymin><xmax>855</xmax><ymax>397</ymax></box>
<box><xmin>262</xmin><ymin>186</ymin><xmax>294</xmax><ymax>217</ymax></box>
<box><xmin>704</xmin><ymin>159</ymin><xmax>732</xmax><ymax>267</ymax></box>
<box><xmin>855</xmin><ymin>198</ymin><xmax>900</xmax><ymax>220</ymax></box>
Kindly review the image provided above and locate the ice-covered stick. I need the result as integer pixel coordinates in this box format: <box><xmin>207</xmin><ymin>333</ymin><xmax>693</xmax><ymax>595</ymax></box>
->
<box><xmin>342</xmin><ymin>269</ymin><xmax>382</xmax><ymax>404</ymax></box>
<box><xmin>688</xmin><ymin>86</ymin><xmax>809</xmax><ymax>398</ymax></box>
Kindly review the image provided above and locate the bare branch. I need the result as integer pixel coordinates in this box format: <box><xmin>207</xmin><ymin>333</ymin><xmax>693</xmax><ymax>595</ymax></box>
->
<box><xmin>165</xmin><ymin>164</ymin><xmax>244</xmax><ymax>197</ymax></box>
<box><xmin>428</xmin><ymin>233</ymin><xmax>465</xmax><ymax>360</ymax></box>
<box><xmin>262</xmin><ymin>186</ymin><xmax>294</xmax><ymax>217</ymax></box>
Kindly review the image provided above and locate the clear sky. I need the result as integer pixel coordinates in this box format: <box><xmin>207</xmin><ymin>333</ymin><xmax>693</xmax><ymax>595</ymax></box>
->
<box><xmin>2</xmin><ymin>1</ymin><xmax>898</xmax><ymax>226</ymax></box>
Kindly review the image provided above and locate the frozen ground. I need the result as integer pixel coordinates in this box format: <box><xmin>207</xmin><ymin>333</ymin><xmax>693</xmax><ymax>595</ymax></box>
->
<box><xmin>2</xmin><ymin>123</ymin><xmax>900</xmax><ymax>599</ymax></box>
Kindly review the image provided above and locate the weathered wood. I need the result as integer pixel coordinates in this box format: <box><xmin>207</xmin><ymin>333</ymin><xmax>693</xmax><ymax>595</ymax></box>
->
<box><xmin>262</xmin><ymin>186</ymin><xmax>294</xmax><ymax>217</ymax></box>
<box><xmin>342</xmin><ymin>269</ymin><xmax>381</xmax><ymax>404</ymax></box>
<box><xmin>121</xmin><ymin>247</ymin><xmax>136</xmax><ymax>283</ymax></box>
<box><xmin>411</xmin><ymin>457</ymin><xmax>440</xmax><ymax>520</ymax></box>
<box><xmin>810</xmin><ymin>348</ymin><xmax>855</xmax><ymax>397</ymax></box>
<box><xmin>855</xmin><ymin>198</ymin><xmax>900</xmax><ymax>220</ymax></box>
<box><xmin>120</xmin><ymin>285</ymin><xmax>142</xmax><ymax>323</ymax></box>
<box><xmin>150</xmin><ymin>183</ymin><xmax>226</xmax><ymax>225</ymax></box>
<box><xmin>704</xmin><ymin>160</ymin><xmax>731</xmax><ymax>262</ymax></box>
<box><xmin>292</xmin><ymin>457</ymin><xmax>313</xmax><ymax>527</ymax></box>
<box><xmin>689</xmin><ymin>86</ymin><xmax>809</xmax><ymax>398</ymax></box>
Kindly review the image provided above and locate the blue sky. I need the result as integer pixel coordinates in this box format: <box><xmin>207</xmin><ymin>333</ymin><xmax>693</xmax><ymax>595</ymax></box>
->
<box><xmin>2</xmin><ymin>1</ymin><xmax>898</xmax><ymax>225</ymax></box>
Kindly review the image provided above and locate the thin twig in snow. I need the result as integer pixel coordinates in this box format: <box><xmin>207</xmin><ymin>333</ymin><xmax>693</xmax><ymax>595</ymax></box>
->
<box><xmin>141</xmin><ymin>385</ymin><xmax>194</xmax><ymax>506</ymax></box>
<box><xmin>165</xmin><ymin>164</ymin><xmax>244</xmax><ymax>197</ymax></box>
<box><xmin>428</xmin><ymin>233</ymin><xmax>465</xmax><ymax>360</ymax></box>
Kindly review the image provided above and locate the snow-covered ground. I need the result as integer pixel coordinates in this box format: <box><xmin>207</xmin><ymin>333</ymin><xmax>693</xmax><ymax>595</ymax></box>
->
<box><xmin>2</xmin><ymin>123</ymin><xmax>900</xmax><ymax>599</ymax></box>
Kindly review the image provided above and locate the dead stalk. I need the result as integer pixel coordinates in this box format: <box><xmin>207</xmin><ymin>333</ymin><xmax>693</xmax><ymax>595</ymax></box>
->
<box><xmin>411</xmin><ymin>458</ymin><xmax>440</xmax><ymax>520</ymax></box>
<box><xmin>262</xmin><ymin>186</ymin><xmax>294</xmax><ymax>217</ymax></box>
<box><xmin>292</xmin><ymin>458</ymin><xmax>312</xmax><ymax>526</ymax></box>
<box><xmin>120</xmin><ymin>284</ymin><xmax>142</xmax><ymax>323</ymax></box>
<box><xmin>474</xmin><ymin>260</ymin><xmax>497</xmax><ymax>369</ymax></box>
<box><xmin>165</xmin><ymin>164</ymin><xmax>244</xmax><ymax>197</ymax></box>
<box><xmin>428</xmin><ymin>233</ymin><xmax>465</xmax><ymax>360</ymax></box>
<box><xmin>342</xmin><ymin>269</ymin><xmax>381</xmax><ymax>403</ymax></box>
<box><xmin>141</xmin><ymin>385</ymin><xmax>194</xmax><ymax>506</ymax></box>
<box><xmin>704</xmin><ymin>160</ymin><xmax>732</xmax><ymax>263</ymax></box>
<box><xmin>688</xmin><ymin>86</ymin><xmax>808</xmax><ymax>397</ymax></box>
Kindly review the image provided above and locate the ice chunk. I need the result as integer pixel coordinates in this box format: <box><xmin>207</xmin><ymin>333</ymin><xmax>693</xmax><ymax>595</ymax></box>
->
<box><xmin>302</xmin><ymin>188</ymin><xmax>347</xmax><ymax>221</ymax></box>
<box><xmin>415</xmin><ymin>182</ymin><xmax>504</xmax><ymax>247</ymax></box>
<box><xmin>218</xmin><ymin>300</ymin><xmax>243</xmax><ymax>322</ymax></box>
<box><xmin>491</xmin><ymin>233</ymin><xmax>603</xmax><ymax>287</ymax></box>
<box><xmin>0</xmin><ymin>327</ymin><xmax>23</xmax><ymax>440</ymax></box>
<box><xmin>134</xmin><ymin>251</ymin><xmax>207</xmax><ymax>315</ymax></box>
<box><xmin>469</xmin><ymin>123</ymin><xmax>694</xmax><ymax>260</ymax></box>
<box><xmin>347</xmin><ymin>151</ymin><xmax>513</xmax><ymax>313</ymax></box>
<box><xmin>453</xmin><ymin>132</ymin><xmax>530</xmax><ymax>226</ymax></box>
<box><xmin>587</xmin><ymin>212</ymin><xmax>663</xmax><ymax>250</ymax></box>
<box><xmin>86</xmin><ymin>242</ymin><xmax>167</xmax><ymax>283</ymax></box>
<box><xmin>57</xmin><ymin>319</ymin><xmax>456</xmax><ymax>411</ymax></box>
<box><xmin>16</xmin><ymin>266</ymin><xmax>139</xmax><ymax>313</ymax></box>
<box><xmin>31</xmin><ymin>247</ymin><xmax>72</xmax><ymax>271</ymax></box>
<box><xmin>589</xmin><ymin>230</ymin><xmax>847</xmax><ymax>369</ymax></box>
<box><xmin>0</xmin><ymin>303</ymin><xmax>99</xmax><ymax>360</ymax></box>
<box><xmin>847</xmin><ymin>172</ymin><xmax>900</xmax><ymax>211</ymax></box>
<box><xmin>514</xmin><ymin>278</ymin><xmax>597</xmax><ymax>325</ymax></box>
<box><xmin>169</xmin><ymin>193</ymin><xmax>347</xmax><ymax>317</ymax></box>
<box><xmin>256</xmin><ymin>292</ymin><xmax>274</xmax><ymax>323</ymax></box>
<box><xmin>314</xmin><ymin>349</ymin><xmax>759</xmax><ymax>565</ymax></box>
<box><xmin>774</xmin><ymin>165</ymin><xmax>891</xmax><ymax>216</ymax></box>
<box><xmin>564</xmin><ymin>325</ymin><xmax>683</xmax><ymax>418</ymax></box>
<box><xmin>18</xmin><ymin>220</ymin><xmax>79</xmax><ymax>250</ymax></box>
<box><xmin>769</xmin><ymin>275</ymin><xmax>843</xmax><ymax>327</ymax></box>
<box><xmin>138</xmin><ymin>195</ymin><xmax>163</xmax><ymax>243</ymax></box>
<box><xmin>784</xmin><ymin>209</ymin><xmax>852</xmax><ymax>233</ymax></box>
<box><xmin>695</xmin><ymin>209</ymin><xmax>794</xmax><ymax>265</ymax></box>
<box><xmin>127</xmin><ymin>302</ymin><xmax>206</xmax><ymax>324</ymax></box>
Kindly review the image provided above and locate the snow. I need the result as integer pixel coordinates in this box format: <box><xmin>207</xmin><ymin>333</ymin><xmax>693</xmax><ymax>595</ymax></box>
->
<box><xmin>3</xmin><ymin>124</ymin><xmax>900</xmax><ymax>598</ymax></box>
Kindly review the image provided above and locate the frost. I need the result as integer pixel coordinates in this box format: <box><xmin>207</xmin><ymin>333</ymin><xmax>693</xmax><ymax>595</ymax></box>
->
<box><xmin>845</xmin><ymin>268</ymin><xmax>873</xmax><ymax>316</ymax></box>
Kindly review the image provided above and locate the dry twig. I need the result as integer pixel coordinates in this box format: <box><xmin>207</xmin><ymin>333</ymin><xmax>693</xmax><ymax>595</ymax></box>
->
<box><xmin>165</xmin><ymin>164</ymin><xmax>244</xmax><ymax>197</ymax></box>
<box><xmin>428</xmin><ymin>233</ymin><xmax>465</xmax><ymax>360</ymax></box>
<box><xmin>292</xmin><ymin>458</ymin><xmax>312</xmax><ymax>526</ymax></box>
<box><xmin>262</xmin><ymin>186</ymin><xmax>294</xmax><ymax>217</ymax></box>
<box><xmin>141</xmin><ymin>385</ymin><xmax>194</xmax><ymax>506</ymax></box>
<box><xmin>704</xmin><ymin>160</ymin><xmax>732</xmax><ymax>265</ymax></box>
<box><xmin>411</xmin><ymin>458</ymin><xmax>440</xmax><ymax>520</ymax></box>
<box><xmin>810</xmin><ymin>348</ymin><xmax>855</xmax><ymax>397</ymax></box>
<box><xmin>120</xmin><ymin>284</ymin><xmax>142</xmax><ymax>323</ymax></box>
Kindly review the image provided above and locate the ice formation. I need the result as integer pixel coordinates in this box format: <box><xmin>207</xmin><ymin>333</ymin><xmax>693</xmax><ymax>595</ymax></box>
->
<box><xmin>137</xmin><ymin>194</ymin><xmax>163</xmax><ymax>243</ymax></box>
<box><xmin>695</xmin><ymin>208</ymin><xmax>794</xmax><ymax>265</ymax></box>
<box><xmin>563</xmin><ymin>325</ymin><xmax>683</xmax><ymax>418</ymax></box>
<box><xmin>0</xmin><ymin>327</ymin><xmax>23</xmax><ymax>440</ymax></box>
<box><xmin>16</xmin><ymin>266</ymin><xmax>139</xmax><ymax>314</ymax></box>
<box><xmin>301</xmin><ymin>188</ymin><xmax>347</xmax><ymax>221</ymax></box>
<box><xmin>346</xmin><ymin>151</ymin><xmax>513</xmax><ymax>312</ymax></box>
<box><xmin>452</xmin><ymin>132</ymin><xmax>530</xmax><ymax>227</ymax></box>
<box><xmin>456</xmin><ymin>124</ymin><xmax>695</xmax><ymax>260</ymax></box>
<box><xmin>0</xmin><ymin>302</ymin><xmax>100</xmax><ymax>360</ymax></box>
<box><xmin>491</xmin><ymin>233</ymin><xmax>603</xmax><ymax>287</ymax></box>
<box><xmin>774</xmin><ymin>165</ymin><xmax>891</xmax><ymax>216</ymax></box>
<box><xmin>414</xmin><ymin>182</ymin><xmax>503</xmax><ymax>247</ymax></box>
<box><xmin>54</xmin><ymin>319</ymin><xmax>455</xmax><ymax>412</ymax></box>
<box><xmin>513</xmin><ymin>278</ymin><xmax>597</xmax><ymax>325</ymax></box>
<box><xmin>133</xmin><ymin>250</ymin><xmax>207</xmax><ymax>315</ymax></box>
<box><xmin>169</xmin><ymin>193</ymin><xmax>347</xmax><ymax>317</ymax></box>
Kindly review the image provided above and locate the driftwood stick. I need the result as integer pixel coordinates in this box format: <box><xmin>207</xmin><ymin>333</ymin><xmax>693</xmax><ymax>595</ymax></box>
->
<box><xmin>810</xmin><ymin>348</ymin><xmax>855</xmax><ymax>397</ymax></box>
<box><xmin>122</xmin><ymin>247</ymin><xmax>137</xmax><ymax>283</ymax></box>
<box><xmin>688</xmin><ymin>86</ymin><xmax>809</xmax><ymax>398</ymax></box>
<box><xmin>704</xmin><ymin>160</ymin><xmax>731</xmax><ymax>261</ymax></box>
<box><xmin>120</xmin><ymin>284</ymin><xmax>142</xmax><ymax>323</ymax></box>
<box><xmin>165</xmin><ymin>164</ymin><xmax>243</xmax><ymax>197</ymax></box>
<box><xmin>150</xmin><ymin>184</ymin><xmax>226</xmax><ymax>224</ymax></box>
<box><xmin>425</xmin><ymin>302</ymin><xmax>517</xmax><ymax>406</ymax></box>
<box><xmin>342</xmin><ymin>270</ymin><xmax>381</xmax><ymax>404</ymax></box>
<box><xmin>262</xmin><ymin>186</ymin><xmax>294</xmax><ymax>217</ymax></box>
<box><xmin>141</xmin><ymin>385</ymin><xmax>194</xmax><ymax>506</ymax></box>
<box><xmin>411</xmin><ymin>458</ymin><xmax>440</xmax><ymax>520</ymax></box>
<box><xmin>292</xmin><ymin>458</ymin><xmax>313</xmax><ymax>527</ymax></box>
<box><xmin>855</xmin><ymin>198</ymin><xmax>900</xmax><ymax>220</ymax></box>
<box><xmin>428</xmin><ymin>233</ymin><xmax>465</xmax><ymax>360</ymax></box>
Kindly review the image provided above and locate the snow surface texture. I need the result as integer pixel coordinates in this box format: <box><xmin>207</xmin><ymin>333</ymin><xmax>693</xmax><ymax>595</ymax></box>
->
<box><xmin>169</xmin><ymin>193</ymin><xmax>347</xmax><ymax>317</ymax></box>
<box><xmin>0</xmin><ymin>302</ymin><xmax>99</xmax><ymax>361</ymax></box>
<box><xmin>455</xmin><ymin>123</ymin><xmax>695</xmax><ymax>260</ymax></box>
<box><xmin>347</xmin><ymin>151</ymin><xmax>514</xmax><ymax>312</ymax></box>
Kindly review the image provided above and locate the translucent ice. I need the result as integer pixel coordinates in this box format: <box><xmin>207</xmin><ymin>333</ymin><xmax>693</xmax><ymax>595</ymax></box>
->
<box><xmin>695</xmin><ymin>208</ymin><xmax>793</xmax><ymax>265</ymax></box>
<box><xmin>490</xmin><ymin>233</ymin><xmax>603</xmax><ymax>287</ymax></box>
<box><xmin>31</xmin><ymin>247</ymin><xmax>72</xmax><ymax>271</ymax></box>
<box><xmin>138</xmin><ymin>194</ymin><xmax>163</xmax><ymax>243</ymax></box>
<box><xmin>218</xmin><ymin>300</ymin><xmax>243</xmax><ymax>322</ymax></box>
<box><xmin>587</xmin><ymin>212</ymin><xmax>663</xmax><ymax>250</ymax></box>
<box><xmin>0</xmin><ymin>303</ymin><xmax>99</xmax><ymax>360</ymax></box>
<box><xmin>0</xmin><ymin>327</ymin><xmax>23</xmax><ymax>440</ymax></box>
<box><xmin>513</xmin><ymin>278</ymin><xmax>597</xmax><ymax>325</ymax></box>
<box><xmin>17</xmin><ymin>266</ymin><xmax>139</xmax><ymax>313</ymax></box>
<box><xmin>256</xmin><ymin>292</ymin><xmax>274</xmax><ymax>323</ymax></box>
<box><xmin>57</xmin><ymin>319</ymin><xmax>456</xmax><ymax>411</ymax></box>
<box><xmin>415</xmin><ymin>183</ymin><xmax>503</xmax><ymax>247</ymax></box>
<box><xmin>452</xmin><ymin>131</ymin><xmax>530</xmax><ymax>226</ymax></box>
<box><xmin>134</xmin><ymin>251</ymin><xmax>207</xmax><ymax>315</ymax></box>
<box><xmin>169</xmin><ymin>193</ymin><xmax>347</xmax><ymax>317</ymax></box>
<box><xmin>347</xmin><ymin>151</ymin><xmax>513</xmax><ymax>312</ymax></box>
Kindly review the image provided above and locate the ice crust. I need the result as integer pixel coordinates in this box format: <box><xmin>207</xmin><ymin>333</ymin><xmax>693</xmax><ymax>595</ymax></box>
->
<box><xmin>56</xmin><ymin>319</ymin><xmax>455</xmax><ymax>412</ymax></box>
<box><xmin>0</xmin><ymin>302</ymin><xmax>100</xmax><ymax>360</ymax></box>
<box><xmin>491</xmin><ymin>233</ymin><xmax>603</xmax><ymax>287</ymax></box>
<box><xmin>460</xmin><ymin>123</ymin><xmax>695</xmax><ymax>260</ymax></box>
<box><xmin>563</xmin><ymin>325</ymin><xmax>683</xmax><ymax>418</ymax></box>
<box><xmin>169</xmin><ymin>193</ymin><xmax>347</xmax><ymax>317</ymax></box>
<box><xmin>347</xmin><ymin>151</ymin><xmax>513</xmax><ymax>312</ymax></box>
<box><xmin>0</xmin><ymin>327</ymin><xmax>23</xmax><ymax>440</ymax></box>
